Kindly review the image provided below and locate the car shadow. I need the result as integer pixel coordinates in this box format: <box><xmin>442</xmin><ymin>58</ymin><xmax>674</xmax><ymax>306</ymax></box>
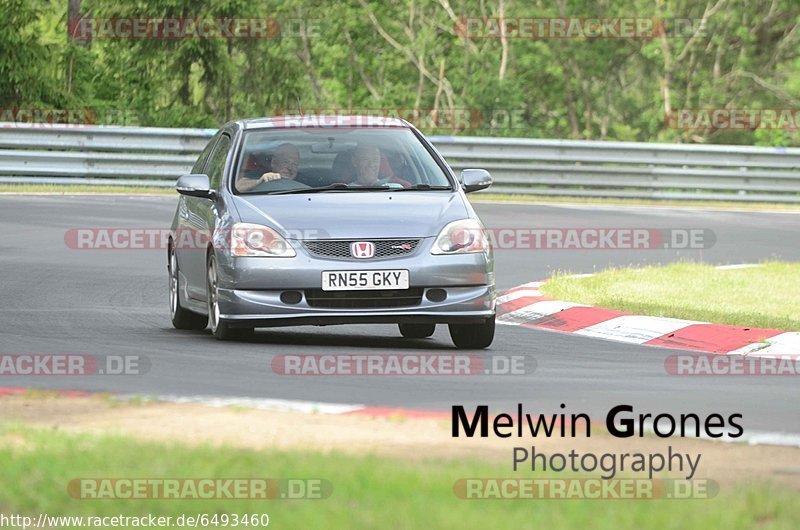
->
<box><xmin>159</xmin><ymin>326</ymin><xmax>456</xmax><ymax>350</ymax></box>
<box><xmin>244</xmin><ymin>328</ymin><xmax>456</xmax><ymax>350</ymax></box>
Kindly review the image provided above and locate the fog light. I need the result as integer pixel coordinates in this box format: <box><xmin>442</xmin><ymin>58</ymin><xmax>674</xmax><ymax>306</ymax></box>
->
<box><xmin>280</xmin><ymin>291</ymin><xmax>303</xmax><ymax>305</ymax></box>
<box><xmin>426</xmin><ymin>289</ymin><xmax>447</xmax><ymax>302</ymax></box>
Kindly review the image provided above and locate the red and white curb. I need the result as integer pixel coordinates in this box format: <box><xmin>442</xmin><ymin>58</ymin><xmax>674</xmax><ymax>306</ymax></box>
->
<box><xmin>0</xmin><ymin>386</ymin><xmax>445</xmax><ymax>419</ymax></box>
<box><xmin>118</xmin><ymin>393</ymin><xmax>448</xmax><ymax>419</ymax></box>
<box><xmin>497</xmin><ymin>280</ymin><xmax>800</xmax><ymax>359</ymax></box>
<box><xmin>119</xmin><ymin>394</ymin><xmax>366</xmax><ymax>415</ymax></box>
<box><xmin>2</xmin><ymin>387</ymin><xmax>799</xmax><ymax>447</ymax></box>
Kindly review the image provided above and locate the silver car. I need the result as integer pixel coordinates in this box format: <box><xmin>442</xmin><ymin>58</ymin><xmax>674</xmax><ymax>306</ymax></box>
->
<box><xmin>168</xmin><ymin>116</ymin><xmax>495</xmax><ymax>348</ymax></box>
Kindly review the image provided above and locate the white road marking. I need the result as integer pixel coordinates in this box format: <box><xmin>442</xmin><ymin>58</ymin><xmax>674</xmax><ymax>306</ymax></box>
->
<box><xmin>730</xmin><ymin>332</ymin><xmax>800</xmax><ymax>359</ymax></box>
<box><xmin>496</xmin><ymin>288</ymin><xmax>543</xmax><ymax>304</ymax></box>
<box><xmin>575</xmin><ymin>315</ymin><xmax>704</xmax><ymax>344</ymax></box>
<box><xmin>117</xmin><ymin>394</ymin><xmax>366</xmax><ymax>415</ymax></box>
<box><xmin>498</xmin><ymin>300</ymin><xmax>587</xmax><ymax>325</ymax></box>
<box><xmin>716</xmin><ymin>263</ymin><xmax>762</xmax><ymax>270</ymax></box>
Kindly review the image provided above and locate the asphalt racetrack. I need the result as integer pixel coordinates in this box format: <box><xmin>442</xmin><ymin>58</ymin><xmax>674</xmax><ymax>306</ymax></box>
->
<box><xmin>1</xmin><ymin>195</ymin><xmax>798</xmax><ymax>434</ymax></box>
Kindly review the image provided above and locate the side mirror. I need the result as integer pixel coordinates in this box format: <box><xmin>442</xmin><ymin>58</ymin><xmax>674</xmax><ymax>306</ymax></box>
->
<box><xmin>460</xmin><ymin>169</ymin><xmax>492</xmax><ymax>193</ymax></box>
<box><xmin>176</xmin><ymin>174</ymin><xmax>215</xmax><ymax>199</ymax></box>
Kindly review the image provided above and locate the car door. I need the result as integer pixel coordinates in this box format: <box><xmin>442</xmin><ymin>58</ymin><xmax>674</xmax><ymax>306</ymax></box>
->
<box><xmin>181</xmin><ymin>132</ymin><xmax>233</xmax><ymax>301</ymax></box>
<box><xmin>174</xmin><ymin>133</ymin><xmax>218</xmax><ymax>300</ymax></box>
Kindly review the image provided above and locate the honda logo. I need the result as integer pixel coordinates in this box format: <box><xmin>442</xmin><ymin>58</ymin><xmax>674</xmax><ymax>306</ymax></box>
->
<box><xmin>350</xmin><ymin>241</ymin><xmax>375</xmax><ymax>258</ymax></box>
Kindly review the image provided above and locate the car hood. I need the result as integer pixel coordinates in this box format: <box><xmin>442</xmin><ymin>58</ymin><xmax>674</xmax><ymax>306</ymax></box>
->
<box><xmin>230</xmin><ymin>191</ymin><xmax>470</xmax><ymax>239</ymax></box>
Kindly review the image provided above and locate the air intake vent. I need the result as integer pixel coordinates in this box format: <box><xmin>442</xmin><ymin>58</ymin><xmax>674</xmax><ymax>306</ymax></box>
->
<box><xmin>305</xmin><ymin>288</ymin><xmax>424</xmax><ymax>309</ymax></box>
<box><xmin>303</xmin><ymin>239</ymin><xmax>420</xmax><ymax>259</ymax></box>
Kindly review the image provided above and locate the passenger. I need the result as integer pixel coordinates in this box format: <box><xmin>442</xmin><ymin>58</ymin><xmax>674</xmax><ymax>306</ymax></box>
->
<box><xmin>237</xmin><ymin>143</ymin><xmax>300</xmax><ymax>192</ymax></box>
<box><xmin>349</xmin><ymin>145</ymin><xmax>411</xmax><ymax>188</ymax></box>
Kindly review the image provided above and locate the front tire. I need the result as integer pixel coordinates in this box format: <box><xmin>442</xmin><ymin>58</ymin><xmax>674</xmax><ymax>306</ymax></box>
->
<box><xmin>207</xmin><ymin>253</ymin><xmax>253</xmax><ymax>340</ymax></box>
<box><xmin>449</xmin><ymin>317</ymin><xmax>495</xmax><ymax>349</ymax></box>
<box><xmin>398</xmin><ymin>323</ymin><xmax>436</xmax><ymax>338</ymax></box>
<box><xmin>169</xmin><ymin>245</ymin><xmax>208</xmax><ymax>330</ymax></box>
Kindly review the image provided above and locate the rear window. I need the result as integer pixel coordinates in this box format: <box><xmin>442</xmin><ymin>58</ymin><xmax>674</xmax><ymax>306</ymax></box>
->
<box><xmin>233</xmin><ymin>127</ymin><xmax>452</xmax><ymax>194</ymax></box>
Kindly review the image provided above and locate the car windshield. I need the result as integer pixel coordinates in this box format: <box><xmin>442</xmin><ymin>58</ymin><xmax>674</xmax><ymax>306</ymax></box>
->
<box><xmin>233</xmin><ymin>127</ymin><xmax>453</xmax><ymax>194</ymax></box>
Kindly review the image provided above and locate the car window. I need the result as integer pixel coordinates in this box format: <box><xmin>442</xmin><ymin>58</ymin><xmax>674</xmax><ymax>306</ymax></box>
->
<box><xmin>234</xmin><ymin>128</ymin><xmax>452</xmax><ymax>194</ymax></box>
<box><xmin>206</xmin><ymin>134</ymin><xmax>232</xmax><ymax>191</ymax></box>
<box><xmin>191</xmin><ymin>133</ymin><xmax>220</xmax><ymax>175</ymax></box>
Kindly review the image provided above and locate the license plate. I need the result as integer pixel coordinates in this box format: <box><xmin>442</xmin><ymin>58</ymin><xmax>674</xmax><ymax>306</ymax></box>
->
<box><xmin>322</xmin><ymin>270</ymin><xmax>409</xmax><ymax>291</ymax></box>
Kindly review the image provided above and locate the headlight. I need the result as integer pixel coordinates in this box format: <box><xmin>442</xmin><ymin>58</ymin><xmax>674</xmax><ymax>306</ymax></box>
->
<box><xmin>230</xmin><ymin>223</ymin><xmax>296</xmax><ymax>257</ymax></box>
<box><xmin>431</xmin><ymin>219</ymin><xmax>488</xmax><ymax>254</ymax></box>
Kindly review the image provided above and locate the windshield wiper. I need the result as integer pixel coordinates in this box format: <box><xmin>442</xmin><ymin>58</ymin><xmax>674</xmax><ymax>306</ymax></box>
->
<box><xmin>266</xmin><ymin>183</ymin><xmax>351</xmax><ymax>195</ymax></box>
<box><xmin>391</xmin><ymin>184</ymin><xmax>452</xmax><ymax>191</ymax></box>
<box><xmin>266</xmin><ymin>183</ymin><xmax>451</xmax><ymax>195</ymax></box>
<box><xmin>267</xmin><ymin>183</ymin><xmax>409</xmax><ymax>195</ymax></box>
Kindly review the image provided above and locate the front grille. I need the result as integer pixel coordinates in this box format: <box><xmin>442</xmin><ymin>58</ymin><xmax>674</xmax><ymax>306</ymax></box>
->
<box><xmin>305</xmin><ymin>288</ymin><xmax>424</xmax><ymax>309</ymax></box>
<box><xmin>303</xmin><ymin>239</ymin><xmax>420</xmax><ymax>259</ymax></box>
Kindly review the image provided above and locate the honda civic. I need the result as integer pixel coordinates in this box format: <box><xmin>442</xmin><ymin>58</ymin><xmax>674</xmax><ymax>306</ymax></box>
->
<box><xmin>168</xmin><ymin>116</ymin><xmax>495</xmax><ymax>348</ymax></box>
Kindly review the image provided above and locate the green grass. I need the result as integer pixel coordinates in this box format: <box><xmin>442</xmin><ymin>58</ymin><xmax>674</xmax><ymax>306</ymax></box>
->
<box><xmin>0</xmin><ymin>424</ymin><xmax>798</xmax><ymax>529</ymax></box>
<box><xmin>0</xmin><ymin>184</ymin><xmax>173</xmax><ymax>194</ymax></box>
<box><xmin>542</xmin><ymin>262</ymin><xmax>800</xmax><ymax>331</ymax></box>
<box><xmin>473</xmin><ymin>193</ymin><xmax>800</xmax><ymax>211</ymax></box>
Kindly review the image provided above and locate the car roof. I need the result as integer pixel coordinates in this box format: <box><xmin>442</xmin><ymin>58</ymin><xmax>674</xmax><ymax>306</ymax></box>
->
<box><xmin>238</xmin><ymin>115</ymin><xmax>413</xmax><ymax>130</ymax></box>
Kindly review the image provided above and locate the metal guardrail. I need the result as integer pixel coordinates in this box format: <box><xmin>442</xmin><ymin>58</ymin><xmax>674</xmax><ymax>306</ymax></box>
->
<box><xmin>1</xmin><ymin>124</ymin><xmax>799</xmax><ymax>202</ymax></box>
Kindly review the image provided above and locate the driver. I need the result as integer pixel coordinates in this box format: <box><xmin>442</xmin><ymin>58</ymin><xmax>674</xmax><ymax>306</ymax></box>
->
<box><xmin>237</xmin><ymin>142</ymin><xmax>300</xmax><ymax>192</ymax></box>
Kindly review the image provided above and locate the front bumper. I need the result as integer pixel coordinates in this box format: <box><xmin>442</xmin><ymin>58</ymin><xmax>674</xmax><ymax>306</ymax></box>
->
<box><xmin>214</xmin><ymin>238</ymin><xmax>495</xmax><ymax>327</ymax></box>
<box><xmin>218</xmin><ymin>284</ymin><xmax>495</xmax><ymax>327</ymax></box>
